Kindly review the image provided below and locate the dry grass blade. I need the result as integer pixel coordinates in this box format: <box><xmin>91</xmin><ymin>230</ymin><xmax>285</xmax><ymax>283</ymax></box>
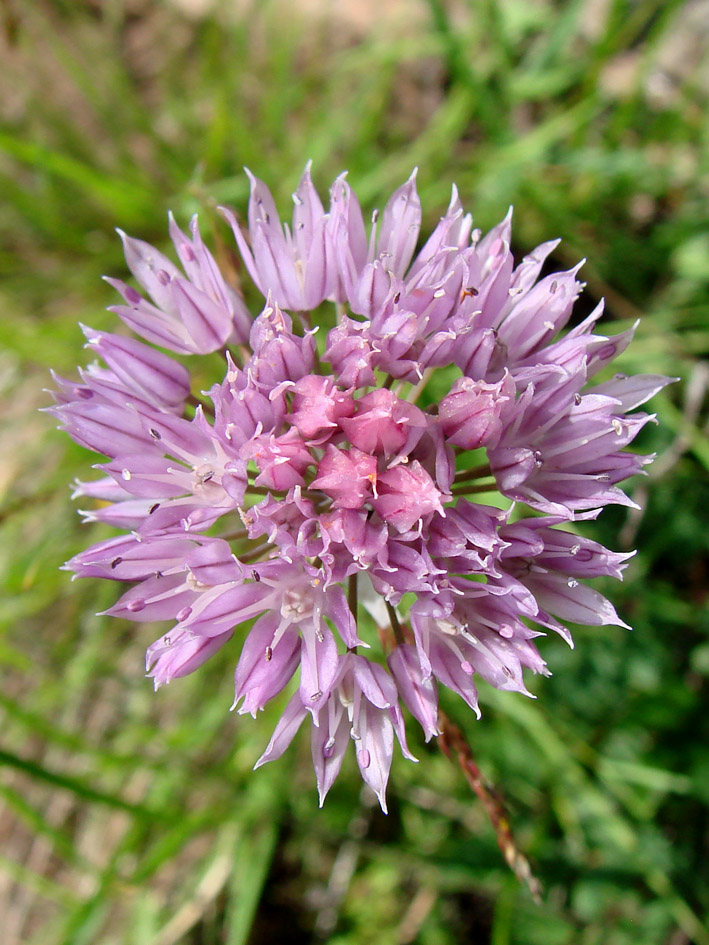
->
<box><xmin>437</xmin><ymin>710</ymin><xmax>543</xmax><ymax>904</ymax></box>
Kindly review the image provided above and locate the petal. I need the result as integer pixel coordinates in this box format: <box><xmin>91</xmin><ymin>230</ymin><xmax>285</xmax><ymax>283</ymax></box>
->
<box><xmin>254</xmin><ymin>692</ymin><xmax>308</xmax><ymax>768</ymax></box>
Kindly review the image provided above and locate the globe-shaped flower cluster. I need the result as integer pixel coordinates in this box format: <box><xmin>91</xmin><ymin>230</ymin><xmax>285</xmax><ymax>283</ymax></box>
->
<box><xmin>51</xmin><ymin>166</ymin><xmax>670</xmax><ymax>810</ymax></box>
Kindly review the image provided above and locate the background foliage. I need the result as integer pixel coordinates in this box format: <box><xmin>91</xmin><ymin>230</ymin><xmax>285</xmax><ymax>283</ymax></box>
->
<box><xmin>0</xmin><ymin>0</ymin><xmax>708</xmax><ymax>942</ymax></box>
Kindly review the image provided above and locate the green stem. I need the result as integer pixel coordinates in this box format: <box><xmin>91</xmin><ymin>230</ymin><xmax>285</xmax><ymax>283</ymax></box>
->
<box><xmin>348</xmin><ymin>573</ymin><xmax>358</xmax><ymax>623</ymax></box>
<box><xmin>237</xmin><ymin>543</ymin><xmax>271</xmax><ymax>565</ymax></box>
<box><xmin>448</xmin><ymin>481</ymin><xmax>498</xmax><ymax>497</ymax></box>
<box><xmin>187</xmin><ymin>393</ymin><xmax>214</xmax><ymax>417</ymax></box>
<box><xmin>385</xmin><ymin>601</ymin><xmax>406</xmax><ymax>647</ymax></box>
<box><xmin>453</xmin><ymin>463</ymin><xmax>492</xmax><ymax>484</ymax></box>
<box><xmin>405</xmin><ymin>368</ymin><xmax>434</xmax><ymax>403</ymax></box>
<box><xmin>217</xmin><ymin>528</ymin><xmax>249</xmax><ymax>543</ymax></box>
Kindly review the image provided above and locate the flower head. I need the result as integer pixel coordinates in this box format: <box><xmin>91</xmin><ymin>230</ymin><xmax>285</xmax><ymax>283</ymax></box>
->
<box><xmin>51</xmin><ymin>167</ymin><xmax>673</xmax><ymax>811</ymax></box>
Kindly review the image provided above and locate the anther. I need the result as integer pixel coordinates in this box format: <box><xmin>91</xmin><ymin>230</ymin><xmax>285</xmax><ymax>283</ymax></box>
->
<box><xmin>322</xmin><ymin>739</ymin><xmax>335</xmax><ymax>759</ymax></box>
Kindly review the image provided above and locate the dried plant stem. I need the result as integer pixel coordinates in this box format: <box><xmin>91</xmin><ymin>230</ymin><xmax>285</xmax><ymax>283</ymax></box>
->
<box><xmin>437</xmin><ymin>709</ymin><xmax>542</xmax><ymax>903</ymax></box>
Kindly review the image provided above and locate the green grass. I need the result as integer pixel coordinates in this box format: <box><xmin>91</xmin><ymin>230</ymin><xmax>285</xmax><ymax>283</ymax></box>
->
<box><xmin>0</xmin><ymin>0</ymin><xmax>708</xmax><ymax>942</ymax></box>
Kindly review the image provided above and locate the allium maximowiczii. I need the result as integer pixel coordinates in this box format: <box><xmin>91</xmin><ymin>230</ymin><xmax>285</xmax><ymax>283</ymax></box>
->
<box><xmin>51</xmin><ymin>166</ymin><xmax>672</xmax><ymax>812</ymax></box>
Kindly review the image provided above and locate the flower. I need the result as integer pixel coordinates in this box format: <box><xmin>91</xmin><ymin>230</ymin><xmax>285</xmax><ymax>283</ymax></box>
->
<box><xmin>51</xmin><ymin>167</ymin><xmax>673</xmax><ymax>811</ymax></box>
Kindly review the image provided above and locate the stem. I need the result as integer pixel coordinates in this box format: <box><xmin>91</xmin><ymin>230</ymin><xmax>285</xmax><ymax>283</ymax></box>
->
<box><xmin>348</xmin><ymin>574</ymin><xmax>360</xmax><ymax>652</ymax></box>
<box><xmin>453</xmin><ymin>463</ymin><xmax>492</xmax><ymax>484</ymax></box>
<box><xmin>187</xmin><ymin>393</ymin><xmax>214</xmax><ymax>418</ymax></box>
<box><xmin>237</xmin><ymin>542</ymin><xmax>271</xmax><ymax>564</ymax></box>
<box><xmin>437</xmin><ymin>710</ymin><xmax>542</xmax><ymax>902</ymax></box>
<box><xmin>216</xmin><ymin>528</ymin><xmax>248</xmax><ymax>543</ymax></box>
<box><xmin>348</xmin><ymin>573</ymin><xmax>358</xmax><ymax>623</ymax></box>
<box><xmin>385</xmin><ymin>601</ymin><xmax>405</xmax><ymax>646</ymax></box>
<box><xmin>225</xmin><ymin>345</ymin><xmax>243</xmax><ymax>369</ymax></box>
<box><xmin>300</xmin><ymin>489</ymin><xmax>328</xmax><ymax>504</ymax></box>
<box><xmin>245</xmin><ymin>485</ymin><xmax>283</xmax><ymax>497</ymax></box>
<box><xmin>448</xmin><ymin>481</ymin><xmax>498</xmax><ymax>497</ymax></box>
<box><xmin>405</xmin><ymin>368</ymin><xmax>434</xmax><ymax>403</ymax></box>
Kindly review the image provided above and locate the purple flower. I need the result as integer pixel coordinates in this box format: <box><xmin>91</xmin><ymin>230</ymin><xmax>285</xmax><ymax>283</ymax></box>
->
<box><xmin>254</xmin><ymin>652</ymin><xmax>415</xmax><ymax>811</ymax></box>
<box><xmin>107</xmin><ymin>215</ymin><xmax>251</xmax><ymax>353</ymax></box>
<box><xmin>220</xmin><ymin>164</ymin><xmax>336</xmax><ymax>312</ymax></box>
<box><xmin>51</xmin><ymin>167</ymin><xmax>674</xmax><ymax>812</ymax></box>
